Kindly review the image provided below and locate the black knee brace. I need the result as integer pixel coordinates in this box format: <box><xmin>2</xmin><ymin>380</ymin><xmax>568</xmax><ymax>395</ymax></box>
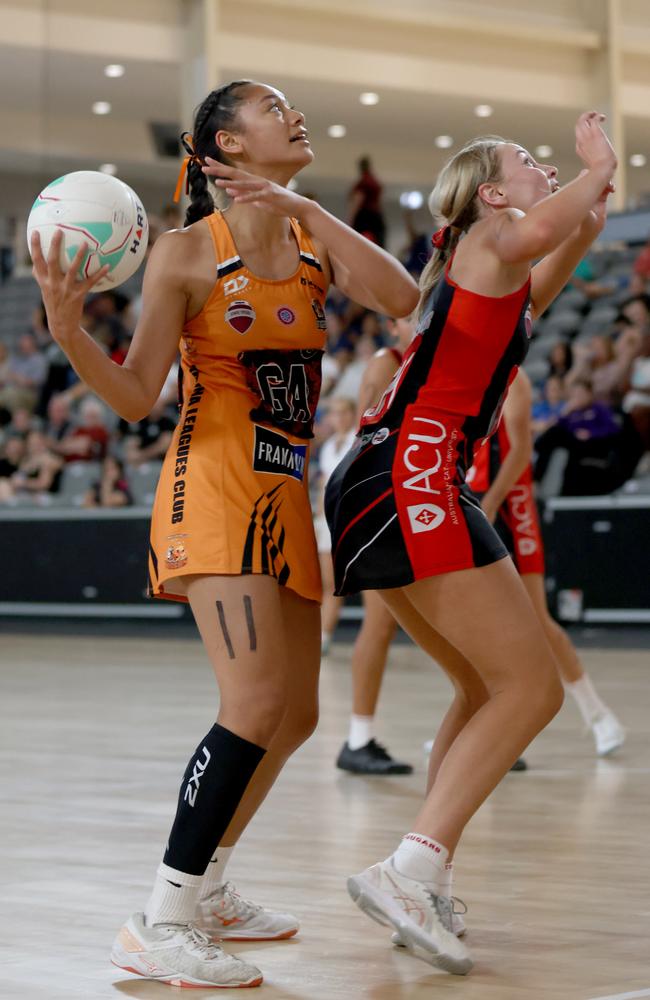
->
<box><xmin>163</xmin><ymin>723</ymin><xmax>265</xmax><ymax>876</ymax></box>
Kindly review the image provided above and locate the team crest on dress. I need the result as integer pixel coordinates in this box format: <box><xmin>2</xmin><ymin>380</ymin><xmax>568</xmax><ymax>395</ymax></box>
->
<box><xmin>277</xmin><ymin>306</ymin><xmax>296</xmax><ymax>325</ymax></box>
<box><xmin>182</xmin><ymin>335</ymin><xmax>197</xmax><ymax>356</ymax></box>
<box><xmin>311</xmin><ymin>298</ymin><xmax>327</xmax><ymax>331</ymax></box>
<box><xmin>225</xmin><ymin>300</ymin><xmax>256</xmax><ymax>335</ymax></box>
<box><xmin>165</xmin><ymin>534</ymin><xmax>189</xmax><ymax>569</ymax></box>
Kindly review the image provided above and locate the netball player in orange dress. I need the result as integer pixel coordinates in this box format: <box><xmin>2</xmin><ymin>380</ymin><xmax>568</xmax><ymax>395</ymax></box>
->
<box><xmin>31</xmin><ymin>79</ymin><xmax>418</xmax><ymax>988</ymax></box>
<box><xmin>326</xmin><ymin>113</ymin><xmax>616</xmax><ymax>974</ymax></box>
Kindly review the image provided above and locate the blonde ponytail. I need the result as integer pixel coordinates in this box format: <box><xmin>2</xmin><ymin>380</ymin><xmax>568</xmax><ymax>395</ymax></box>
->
<box><xmin>418</xmin><ymin>136</ymin><xmax>506</xmax><ymax>315</ymax></box>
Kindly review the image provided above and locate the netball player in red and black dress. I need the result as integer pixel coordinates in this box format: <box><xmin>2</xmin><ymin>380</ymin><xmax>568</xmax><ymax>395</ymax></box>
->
<box><xmin>326</xmin><ymin>112</ymin><xmax>617</xmax><ymax>974</ymax></box>
<box><xmin>469</xmin><ymin>368</ymin><xmax>626</xmax><ymax>759</ymax></box>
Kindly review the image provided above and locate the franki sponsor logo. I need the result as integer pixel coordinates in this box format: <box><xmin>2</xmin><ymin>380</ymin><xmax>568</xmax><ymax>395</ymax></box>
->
<box><xmin>400</xmin><ymin>416</ymin><xmax>451</xmax><ymax>534</ymax></box>
<box><xmin>509</xmin><ymin>483</ymin><xmax>539</xmax><ymax>555</ymax></box>
<box><xmin>253</xmin><ymin>424</ymin><xmax>307</xmax><ymax>482</ymax></box>
<box><xmin>184</xmin><ymin>746</ymin><xmax>211</xmax><ymax>807</ymax></box>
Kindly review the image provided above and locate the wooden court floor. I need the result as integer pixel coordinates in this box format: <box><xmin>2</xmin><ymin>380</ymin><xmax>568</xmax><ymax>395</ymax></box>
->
<box><xmin>1</xmin><ymin>627</ymin><xmax>649</xmax><ymax>1000</ymax></box>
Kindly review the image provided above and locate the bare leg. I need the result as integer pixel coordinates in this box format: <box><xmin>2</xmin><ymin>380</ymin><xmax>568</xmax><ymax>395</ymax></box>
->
<box><xmin>376</xmin><ymin>588</ymin><xmax>488</xmax><ymax>795</ymax></box>
<box><xmin>185</xmin><ymin>575</ymin><xmax>321</xmax><ymax>848</ymax></box>
<box><xmin>519</xmin><ymin>573</ymin><xmax>583</xmax><ymax>683</ymax></box>
<box><xmin>382</xmin><ymin>558</ymin><xmax>563</xmax><ymax>855</ymax></box>
<box><xmin>351</xmin><ymin>590</ymin><xmax>398</xmax><ymax>717</ymax></box>
<box><xmin>220</xmin><ymin>586</ymin><xmax>321</xmax><ymax>846</ymax></box>
<box><xmin>320</xmin><ymin>551</ymin><xmax>344</xmax><ymax>641</ymax></box>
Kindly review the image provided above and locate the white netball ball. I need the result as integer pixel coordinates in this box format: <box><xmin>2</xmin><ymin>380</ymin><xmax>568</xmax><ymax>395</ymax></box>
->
<box><xmin>27</xmin><ymin>170</ymin><xmax>148</xmax><ymax>291</ymax></box>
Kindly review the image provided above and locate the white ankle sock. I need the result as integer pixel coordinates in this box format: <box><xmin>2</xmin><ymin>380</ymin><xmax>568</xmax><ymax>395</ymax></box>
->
<box><xmin>348</xmin><ymin>714</ymin><xmax>374</xmax><ymax>750</ymax></box>
<box><xmin>199</xmin><ymin>845</ymin><xmax>234</xmax><ymax>900</ymax></box>
<box><xmin>566</xmin><ymin>675</ymin><xmax>609</xmax><ymax>726</ymax></box>
<box><xmin>144</xmin><ymin>862</ymin><xmax>202</xmax><ymax>926</ymax></box>
<box><xmin>391</xmin><ymin>833</ymin><xmax>449</xmax><ymax>891</ymax></box>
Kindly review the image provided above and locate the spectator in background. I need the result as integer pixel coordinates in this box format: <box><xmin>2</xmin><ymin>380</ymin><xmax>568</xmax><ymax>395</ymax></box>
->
<box><xmin>0</xmin><ymin>332</ymin><xmax>48</xmax><ymax>412</ymax></box>
<box><xmin>331</xmin><ymin>333</ymin><xmax>378</xmax><ymax>401</ymax></box>
<box><xmin>620</xmin><ymin>293</ymin><xmax>650</xmax><ymax>334</ymax></box>
<box><xmin>6</xmin><ymin>406</ymin><xmax>35</xmax><ymax>438</ymax></box>
<box><xmin>43</xmin><ymin>393</ymin><xmax>73</xmax><ymax>453</ymax></box>
<box><xmin>0</xmin><ymin>214</ymin><xmax>15</xmax><ymax>284</ymax></box>
<box><xmin>535</xmin><ymin>379</ymin><xmax>641</xmax><ymax>495</ymax></box>
<box><xmin>0</xmin><ymin>435</ymin><xmax>26</xmax><ymax>501</ymax></box>
<box><xmin>59</xmin><ymin>397</ymin><xmax>110</xmax><ymax>463</ymax></box>
<box><xmin>622</xmin><ymin>331</ymin><xmax>650</xmax><ymax>450</ymax></box>
<box><xmin>121</xmin><ymin>395</ymin><xmax>175</xmax><ymax>467</ymax></box>
<box><xmin>398</xmin><ymin>207</ymin><xmax>431</xmax><ymax>279</ymax></box>
<box><xmin>348</xmin><ymin>156</ymin><xmax>386</xmax><ymax>247</ymax></box>
<box><xmin>567</xmin><ymin>329</ymin><xmax>642</xmax><ymax>408</ymax></box>
<box><xmin>6</xmin><ymin>429</ymin><xmax>62</xmax><ymax>501</ymax></box>
<box><xmin>630</xmin><ymin>233</ymin><xmax>650</xmax><ymax>293</ymax></box>
<box><xmin>570</xmin><ymin>255</ymin><xmax>617</xmax><ymax>301</ymax></box>
<box><xmin>83</xmin><ymin>455</ymin><xmax>132</xmax><ymax>509</ymax></box>
<box><xmin>548</xmin><ymin>340</ymin><xmax>574</xmax><ymax>379</ymax></box>
<box><xmin>531</xmin><ymin>373</ymin><xmax>565</xmax><ymax>436</ymax></box>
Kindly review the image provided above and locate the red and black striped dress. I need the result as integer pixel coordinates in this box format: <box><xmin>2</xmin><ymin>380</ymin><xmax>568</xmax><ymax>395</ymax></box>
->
<box><xmin>325</xmin><ymin>256</ymin><xmax>532</xmax><ymax>595</ymax></box>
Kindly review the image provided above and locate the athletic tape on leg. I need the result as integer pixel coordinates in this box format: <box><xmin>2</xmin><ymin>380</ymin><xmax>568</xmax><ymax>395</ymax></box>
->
<box><xmin>163</xmin><ymin>723</ymin><xmax>265</xmax><ymax>876</ymax></box>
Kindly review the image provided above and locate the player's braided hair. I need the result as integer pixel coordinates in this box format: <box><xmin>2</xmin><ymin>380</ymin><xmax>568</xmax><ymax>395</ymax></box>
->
<box><xmin>185</xmin><ymin>80</ymin><xmax>253</xmax><ymax>225</ymax></box>
<box><xmin>418</xmin><ymin>135</ymin><xmax>506</xmax><ymax>315</ymax></box>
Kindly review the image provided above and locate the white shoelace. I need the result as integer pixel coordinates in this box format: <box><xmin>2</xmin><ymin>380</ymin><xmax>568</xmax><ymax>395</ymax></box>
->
<box><xmin>182</xmin><ymin>923</ymin><xmax>227</xmax><ymax>959</ymax></box>
<box><xmin>221</xmin><ymin>882</ymin><xmax>263</xmax><ymax>916</ymax></box>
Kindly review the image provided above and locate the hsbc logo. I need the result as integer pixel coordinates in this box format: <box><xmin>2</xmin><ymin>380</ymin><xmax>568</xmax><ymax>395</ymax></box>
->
<box><xmin>407</xmin><ymin>503</ymin><xmax>446</xmax><ymax>533</ymax></box>
<box><xmin>224</xmin><ymin>275</ymin><xmax>250</xmax><ymax>296</ymax></box>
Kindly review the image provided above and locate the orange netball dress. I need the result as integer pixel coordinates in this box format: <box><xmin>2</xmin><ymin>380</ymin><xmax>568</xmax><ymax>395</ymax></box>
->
<box><xmin>148</xmin><ymin>210</ymin><xmax>329</xmax><ymax>603</ymax></box>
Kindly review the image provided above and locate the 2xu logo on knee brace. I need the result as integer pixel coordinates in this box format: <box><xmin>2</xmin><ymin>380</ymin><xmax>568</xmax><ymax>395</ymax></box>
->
<box><xmin>183</xmin><ymin>746</ymin><xmax>211</xmax><ymax>807</ymax></box>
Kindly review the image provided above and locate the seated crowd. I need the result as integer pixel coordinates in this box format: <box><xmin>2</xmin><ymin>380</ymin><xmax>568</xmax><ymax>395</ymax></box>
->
<box><xmin>1</xmin><ymin>200</ymin><xmax>650</xmax><ymax>509</ymax></box>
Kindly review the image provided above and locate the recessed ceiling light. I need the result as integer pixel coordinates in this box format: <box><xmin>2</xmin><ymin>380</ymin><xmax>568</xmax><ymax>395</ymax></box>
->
<box><xmin>104</xmin><ymin>64</ymin><xmax>125</xmax><ymax>78</ymax></box>
<box><xmin>535</xmin><ymin>145</ymin><xmax>554</xmax><ymax>158</ymax></box>
<box><xmin>399</xmin><ymin>191</ymin><xmax>424</xmax><ymax>210</ymax></box>
<box><xmin>92</xmin><ymin>101</ymin><xmax>111</xmax><ymax>115</ymax></box>
<box><xmin>435</xmin><ymin>135</ymin><xmax>453</xmax><ymax>149</ymax></box>
<box><xmin>474</xmin><ymin>104</ymin><xmax>493</xmax><ymax>118</ymax></box>
<box><xmin>360</xmin><ymin>92</ymin><xmax>379</xmax><ymax>106</ymax></box>
<box><xmin>327</xmin><ymin>124</ymin><xmax>347</xmax><ymax>138</ymax></box>
<box><xmin>630</xmin><ymin>153</ymin><xmax>647</xmax><ymax>167</ymax></box>
<box><xmin>99</xmin><ymin>163</ymin><xmax>117</xmax><ymax>175</ymax></box>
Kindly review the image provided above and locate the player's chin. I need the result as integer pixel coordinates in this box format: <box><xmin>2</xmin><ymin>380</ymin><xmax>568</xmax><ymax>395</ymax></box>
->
<box><xmin>290</xmin><ymin>143</ymin><xmax>314</xmax><ymax>168</ymax></box>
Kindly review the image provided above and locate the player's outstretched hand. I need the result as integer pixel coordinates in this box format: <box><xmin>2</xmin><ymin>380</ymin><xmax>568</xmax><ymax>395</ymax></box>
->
<box><xmin>30</xmin><ymin>229</ymin><xmax>110</xmax><ymax>342</ymax></box>
<box><xmin>202</xmin><ymin>159</ymin><xmax>308</xmax><ymax>218</ymax></box>
<box><xmin>575</xmin><ymin>111</ymin><xmax>617</xmax><ymax>176</ymax></box>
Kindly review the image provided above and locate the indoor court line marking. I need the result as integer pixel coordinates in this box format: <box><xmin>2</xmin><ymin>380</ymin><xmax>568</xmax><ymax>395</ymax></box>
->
<box><xmin>589</xmin><ymin>989</ymin><xmax>650</xmax><ymax>1000</ymax></box>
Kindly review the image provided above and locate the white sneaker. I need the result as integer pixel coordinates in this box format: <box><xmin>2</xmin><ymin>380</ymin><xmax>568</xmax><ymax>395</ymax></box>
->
<box><xmin>196</xmin><ymin>882</ymin><xmax>299</xmax><ymax>941</ymax></box>
<box><xmin>591</xmin><ymin>712</ymin><xmax>626</xmax><ymax>757</ymax></box>
<box><xmin>392</xmin><ymin>898</ymin><xmax>467</xmax><ymax>946</ymax></box>
<box><xmin>347</xmin><ymin>859</ymin><xmax>473</xmax><ymax>975</ymax></box>
<box><xmin>111</xmin><ymin>912</ymin><xmax>263</xmax><ymax>988</ymax></box>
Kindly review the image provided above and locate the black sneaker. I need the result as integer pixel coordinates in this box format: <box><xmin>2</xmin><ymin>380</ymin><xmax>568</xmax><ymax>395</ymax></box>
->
<box><xmin>510</xmin><ymin>757</ymin><xmax>528</xmax><ymax>771</ymax></box>
<box><xmin>336</xmin><ymin>739</ymin><xmax>413</xmax><ymax>775</ymax></box>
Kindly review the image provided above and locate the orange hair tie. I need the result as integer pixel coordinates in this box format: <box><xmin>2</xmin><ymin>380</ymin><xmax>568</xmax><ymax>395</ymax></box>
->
<box><xmin>172</xmin><ymin>132</ymin><xmax>204</xmax><ymax>203</ymax></box>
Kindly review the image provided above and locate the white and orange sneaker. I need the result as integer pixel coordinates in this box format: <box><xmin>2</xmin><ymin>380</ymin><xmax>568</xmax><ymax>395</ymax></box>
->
<box><xmin>347</xmin><ymin>858</ymin><xmax>473</xmax><ymax>975</ymax></box>
<box><xmin>197</xmin><ymin>882</ymin><xmax>299</xmax><ymax>941</ymax></box>
<box><xmin>111</xmin><ymin>912</ymin><xmax>263</xmax><ymax>988</ymax></box>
